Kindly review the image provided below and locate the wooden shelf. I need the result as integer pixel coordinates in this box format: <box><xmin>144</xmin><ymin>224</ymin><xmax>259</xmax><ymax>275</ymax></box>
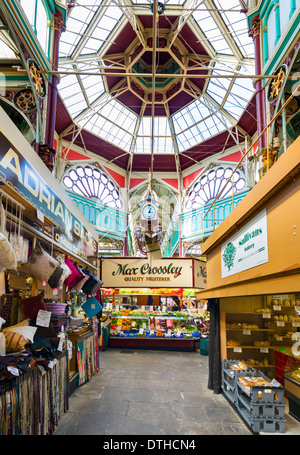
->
<box><xmin>227</xmin><ymin>345</ymin><xmax>275</xmax><ymax>349</ymax></box>
<box><xmin>226</xmin><ymin>328</ymin><xmax>273</xmax><ymax>332</ymax></box>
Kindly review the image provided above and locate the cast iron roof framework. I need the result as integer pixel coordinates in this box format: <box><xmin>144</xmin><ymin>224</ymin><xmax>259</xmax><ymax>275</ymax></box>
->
<box><xmin>57</xmin><ymin>0</ymin><xmax>256</xmax><ymax>175</ymax></box>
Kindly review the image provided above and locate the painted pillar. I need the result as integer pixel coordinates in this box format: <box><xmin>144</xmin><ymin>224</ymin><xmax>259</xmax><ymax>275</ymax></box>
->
<box><xmin>274</xmin><ymin>2</ymin><xmax>281</xmax><ymax>45</ymax></box>
<box><xmin>249</xmin><ymin>17</ymin><xmax>267</xmax><ymax>150</ymax></box>
<box><xmin>45</xmin><ymin>9</ymin><xmax>66</xmax><ymax>150</ymax></box>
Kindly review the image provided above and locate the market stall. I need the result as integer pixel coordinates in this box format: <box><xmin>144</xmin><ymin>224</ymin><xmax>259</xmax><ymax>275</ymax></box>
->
<box><xmin>0</xmin><ymin>107</ymin><xmax>101</xmax><ymax>434</ymax></box>
<box><xmin>100</xmin><ymin>236</ymin><xmax>209</xmax><ymax>351</ymax></box>
<box><xmin>197</xmin><ymin>136</ymin><xmax>300</xmax><ymax>433</ymax></box>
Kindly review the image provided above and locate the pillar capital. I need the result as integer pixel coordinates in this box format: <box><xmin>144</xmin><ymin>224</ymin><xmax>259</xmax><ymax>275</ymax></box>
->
<box><xmin>54</xmin><ymin>11</ymin><xmax>66</xmax><ymax>35</ymax></box>
<box><xmin>248</xmin><ymin>18</ymin><xmax>261</xmax><ymax>40</ymax></box>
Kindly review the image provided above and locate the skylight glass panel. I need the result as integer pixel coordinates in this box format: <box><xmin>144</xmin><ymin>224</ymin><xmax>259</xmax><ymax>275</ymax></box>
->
<box><xmin>223</xmin><ymin>64</ymin><xmax>255</xmax><ymax>120</ymax></box>
<box><xmin>206</xmin><ymin>62</ymin><xmax>236</xmax><ymax>107</ymax></box>
<box><xmin>223</xmin><ymin>79</ymin><xmax>254</xmax><ymax>120</ymax></box>
<box><xmin>131</xmin><ymin>0</ymin><xmax>187</xmax><ymax>4</ymax></box>
<box><xmin>172</xmin><ymin>98</ymin><xmax>213</xmax><ymax>135</ymax></box>
<box><xmin>212</xmin><ymin>0</ymin><xmax>255</xmax><ymax>59</ymax></box>
<box><xmin>172</xmin><ymin>98</ymin><xmax>229</xmax><ymax>152</ymax></box>
<box><xmin>81</xmin><ymin>5</ymin><xmax>123</xmax><ymax>55</ymax></box>
<box><xmin>58</xmin><ymin>2</ymin><xmax>98</xmax><ymax>58</ymax></box>
<box><xmin>193</xmin><ymin>5</ymin><xmax>233</xmax><ymax>55</ymax></box>
<box><xmin>75</xmin><ymin>63</ymin><xmax>105</xmax><ymax>104</ymax></box>
<box><xmin>77</xmin><ymin>94</ymin><xmax>137</xmax><ymax>151</ymax></box>
<box><xmin>59</xmin><ymin>72</ymin><xmax>88</xmax><ymax>117</ymax></box>
<box><xmin>134</xmin><ymin>117</ymin><xmax>174</xmax><ymax>154</ymax></box>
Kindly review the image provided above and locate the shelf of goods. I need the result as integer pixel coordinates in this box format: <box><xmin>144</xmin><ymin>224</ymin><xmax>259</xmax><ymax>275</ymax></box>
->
<box><xmin>224</xmin><ymin>300</ymin><xmax>300</xmax><ymax>380</ymax></box>
<box><xmin>222</xmin><ymin>360</ymin><xmax>286</xmax><ymax>434</ymax></box>
<box><xmin>284</xmin><ymin>366</ymin><xmax>300</xmax><ymax>422</ymax></box>
<box><xmin>104</xmin><ymin>310</ymin><xmax>207</xmax><ymax>352</ymax></box>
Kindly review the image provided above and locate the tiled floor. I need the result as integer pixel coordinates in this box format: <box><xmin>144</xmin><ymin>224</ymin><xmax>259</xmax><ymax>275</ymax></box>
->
<box><xmin>54</xmin><ymin>348</ymin><xmax>300</xmax><ymax>436</ymax></box>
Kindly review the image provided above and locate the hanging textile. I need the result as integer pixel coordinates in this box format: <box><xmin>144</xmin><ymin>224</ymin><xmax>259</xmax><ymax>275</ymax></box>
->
<box><xmin>0</xmin><ymin>353</ymin><xmax>68</xmax><ymax>435</ymax></box>
<box><xmin>207</xmin><ymin>298</ymin><xmax>222</xmax><ymax>394</ymax></box>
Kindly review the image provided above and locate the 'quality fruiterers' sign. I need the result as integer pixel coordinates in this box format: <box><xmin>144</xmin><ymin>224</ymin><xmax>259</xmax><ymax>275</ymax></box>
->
<box><xmin>101</xmin><ymin>257</ymin><xmax>206</xmax><ymax>288</ymax></box>
<box><xmin>0</xmin><ymin>125</ymin><xmax>98</xmax><ymax>266</ymax></box>
<box><xmin>221</xmin><ymin>209</ymin><xmax>269</xmax><ymax>278</ymax></box>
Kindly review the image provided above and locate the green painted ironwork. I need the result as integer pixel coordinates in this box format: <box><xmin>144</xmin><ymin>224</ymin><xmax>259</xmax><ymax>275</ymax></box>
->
<box><xmin>67</xmin><ymin>191</ymin><xmax>127</xmax><ymax>241</ymax></box>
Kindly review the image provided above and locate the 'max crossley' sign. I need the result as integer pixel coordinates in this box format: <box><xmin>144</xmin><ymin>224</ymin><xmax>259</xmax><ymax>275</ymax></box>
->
<box><xmin>101</xmin><ymin>257</ymin><xmax>207</xmax><ymax>289</ymax></box>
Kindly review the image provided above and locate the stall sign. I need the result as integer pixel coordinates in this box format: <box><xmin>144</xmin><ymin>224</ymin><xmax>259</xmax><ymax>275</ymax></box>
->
<box><xmin>221</xmin><ymin>209</ymin><xmax>268</xmax><ymax>278</ymax></box>
<box><xmin>101</xmin><ymin>257</ymin><xmax>195</xmax><ymax>288</ymax></box>
<box><xmin>193</xmin><ymin>259</ymin><xmax>207</xmax><ymax>289</ymax></box>
<box><xmin>0</xmin><ymin>130</ymin><xmax>97</xmax><ymax>265</ymax></box>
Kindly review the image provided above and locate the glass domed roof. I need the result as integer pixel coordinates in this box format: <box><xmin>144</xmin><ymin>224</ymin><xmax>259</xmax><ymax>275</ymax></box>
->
<box><xmin>57</xmin><ymin>0</ymin><xmax>256</xmax><ymax>171</ymax></box>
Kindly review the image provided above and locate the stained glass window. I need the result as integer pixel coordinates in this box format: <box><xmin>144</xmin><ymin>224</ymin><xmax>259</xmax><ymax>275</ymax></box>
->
<box><xmin>63</xmin><ymin>165</ymin><xmax>123</xmax><ymax>208</ymax></box>
<box><xmin>185</xmin><ymin>165</ymin><xmax>246</xmax><ymax>210</ymax></box>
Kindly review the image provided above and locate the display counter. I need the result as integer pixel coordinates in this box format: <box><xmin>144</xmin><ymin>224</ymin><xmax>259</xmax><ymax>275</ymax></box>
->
<box><xmin>284</xmin><ymin>366</ymin><xmax>300</xmax><ymax>422</ymax></box>
<box><xmin>103</xmin><ymin>309</ymin><xmax>209</xmax><ymax>351</ymax></box>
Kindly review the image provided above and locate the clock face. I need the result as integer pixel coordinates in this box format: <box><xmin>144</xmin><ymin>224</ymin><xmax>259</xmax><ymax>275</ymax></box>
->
<box><xmin>142</xmin><ymin>203</ymin><xmax>157</xmax><ymax>220</ymax></box>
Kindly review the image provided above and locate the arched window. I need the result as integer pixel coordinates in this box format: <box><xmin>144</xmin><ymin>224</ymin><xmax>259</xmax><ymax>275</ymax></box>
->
<box><xmin>279</xmin><ymin>0</ymin><xmax>291</xmax><ymax>34</ymax></box>
<box><xmin>63</xmin><ymin>165</ymin><xmax>123</xmax><ymax>209</ymax></box>
<box><xmin>19</xmin><ymin>0</ymin><xmax>50</xmax><ymax>55</ymax></box>
<box><xmin>185</xmin><ymin>166</ymin><xmax>246</xmax><ymax>210</ymax></box>
<box><xmin>267</xmin><ymin>6</ymin><xmax>276</xmax><ymax>58</ymax></box>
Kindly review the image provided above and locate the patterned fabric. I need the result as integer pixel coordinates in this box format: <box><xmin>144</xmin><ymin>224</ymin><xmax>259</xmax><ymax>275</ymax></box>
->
<box><xmin>4</xmin><ymin>331</ymin><xmax>28</xmax><ymax>352</ymax></box>
<box><xmin>22</xmin><ymin>243</ymin><xmax>59</xmax><ymax>282</ymax></box>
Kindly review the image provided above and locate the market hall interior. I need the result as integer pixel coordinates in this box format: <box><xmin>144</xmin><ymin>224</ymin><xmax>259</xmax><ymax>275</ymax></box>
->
<box><xmin>0</xmin><ymin>0</ymin><xmax>300</xmax><ymax>437</ymax></box>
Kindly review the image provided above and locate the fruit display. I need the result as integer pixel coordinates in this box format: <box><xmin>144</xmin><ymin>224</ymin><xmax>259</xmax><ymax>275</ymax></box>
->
<box><xmin>106</xmin><ymin>309</ymin><xmax>208</xmax><ymax>339</ymax></box>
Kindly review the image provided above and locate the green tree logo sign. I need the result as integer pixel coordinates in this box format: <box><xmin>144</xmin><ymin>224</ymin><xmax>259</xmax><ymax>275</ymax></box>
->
<box><xmin>223</xmin><ymin>242</ymin><xmax>237</xmax><ymax>271</ymax></box>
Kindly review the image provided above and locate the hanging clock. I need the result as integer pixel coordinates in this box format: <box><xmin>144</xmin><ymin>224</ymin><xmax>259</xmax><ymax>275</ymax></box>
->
<box><xmin>141</xmin><ymin>202</ymin><xmax>157</xmax><ymax>220</ymax></box>
<box><xmin>28</xmin><ymin>59</ymin><xmax>46</xmax><ymax>99</ymax></box>
<box><xmin>267</xmin><ymin>65</ymin><xmax>287</xmax><ymax>104</ymax></box>
<box><xmin>14</xmin><ymin>89</ymin><xmax>36</xmax><ymax>113</ymax></box>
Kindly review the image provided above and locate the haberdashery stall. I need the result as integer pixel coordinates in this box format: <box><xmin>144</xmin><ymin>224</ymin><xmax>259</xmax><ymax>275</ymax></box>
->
<box><xmin>0</xmin><ymin>107</ymin><xmax>101</xmax><ymax>435</ymax></box>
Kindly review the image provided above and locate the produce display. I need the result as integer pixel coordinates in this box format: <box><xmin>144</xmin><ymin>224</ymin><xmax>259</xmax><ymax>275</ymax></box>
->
<box><xmin>104</xmin><ymin>309</ymin><xmax>209</xmax><ymax>339</ymax></box>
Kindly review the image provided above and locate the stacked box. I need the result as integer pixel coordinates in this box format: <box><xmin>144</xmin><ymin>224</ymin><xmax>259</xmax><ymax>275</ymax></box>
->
<box><xmin>236</xmin><ymin>370</ymin><xmax>286</xmax><ymax>433</ymax></box>
<box><xmin>221</xmin><ymin>360</ymin><xmax>286</xmax><ymax>433</ymax></box>
<box><xmin>222</xmin><ymin>360</ymin><xmax>257</xmax><ymax>405</ymax></box>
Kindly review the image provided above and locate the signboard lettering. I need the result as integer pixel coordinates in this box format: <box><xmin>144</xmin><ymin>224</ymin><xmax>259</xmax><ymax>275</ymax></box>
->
<box><xmin>0</xmin><ymin>131</ymin><xmax>97</xmax><ymax>265</ymax></box>
<box><xmin>221</xmin><ymin>209</ymin><xmax>268</xmax><ymax>278</ymax></box>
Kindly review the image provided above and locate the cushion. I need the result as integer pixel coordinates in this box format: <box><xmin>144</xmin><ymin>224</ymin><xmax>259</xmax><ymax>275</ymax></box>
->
<box><xmin>57</xmin><ymin>259</ymin><xmax>72</xmax><ymax>288</ymax></box>
<box><xmin>81</xmin><ymin>296</ymin><xmax>102</xmax><ymax>318</ymax></box>
<box><xmin>3</xmin><ymin>324</ymin><xmax>37</xmax><ymax>344</ymax></box>
<box><xmin>0</xmin><ymin>232</ymin><xmax>17</xmax><ymax>271</ymax></box>
<box><xmin>81</xmin><ymin>268</ymin><xmax>103</xmax><ymax>295</ymax></box>
<box><xmin>18</xmin><ymin>293</ymin><xmax>47</xmax><ymax>320</ymax></box>
<box><xmin>47</xmin><ymin>266</ymin><xmax>64</xmax><ymax>289</ymax></box>
<box><xmin>73</xmin><ymin>273</ymin><xmax>89</xmax><ymax>292</ymax></box>
<box><xmin>64</xmin><ymin>256</ymin><xmax>84</xmax><ymax>290</ymax></box>
<box><xmin>35</xmin><ymin>325</ymin><xmax>57</xmax><ymax>338</ymax></box>
<box><xmin>22</xmin><ymin>243</ymin><xmax>59</xmax><ymax>282</ymax></box>
<box><xmin>5</xmin><ymin>331</ymin><xmax>28</xmax><ymax>352</ymax></box>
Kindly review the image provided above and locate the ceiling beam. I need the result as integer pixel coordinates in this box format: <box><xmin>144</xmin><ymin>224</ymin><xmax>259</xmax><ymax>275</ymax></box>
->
<box><xmin>168</xmin><ymin>0</ymin><xmax>206</xmax><ymax>48</ymax></box>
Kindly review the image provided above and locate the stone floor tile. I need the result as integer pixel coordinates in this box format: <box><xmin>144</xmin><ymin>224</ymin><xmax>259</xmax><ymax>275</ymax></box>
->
<box><xmin>55</xmin><ymin>347</ymin><xmax>298</xmax><ymax>436</ymax></box>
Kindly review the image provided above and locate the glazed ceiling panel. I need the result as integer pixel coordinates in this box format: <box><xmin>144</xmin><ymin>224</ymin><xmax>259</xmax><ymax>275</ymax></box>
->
<box><xmin>56</xmin><ymin>0</ymin><xmax>256</xmax><ymax>172</ymax></box>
